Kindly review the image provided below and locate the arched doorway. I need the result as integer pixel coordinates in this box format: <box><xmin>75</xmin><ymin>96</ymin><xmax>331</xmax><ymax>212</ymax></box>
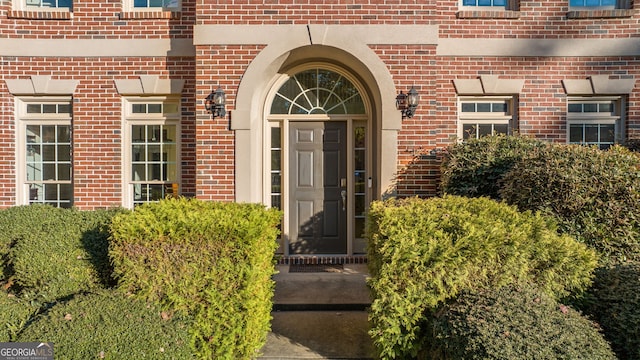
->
<box><xmin>265</xmin><ymin>66</ymin><xmax>371</xmax><ymax>255</ymax></box>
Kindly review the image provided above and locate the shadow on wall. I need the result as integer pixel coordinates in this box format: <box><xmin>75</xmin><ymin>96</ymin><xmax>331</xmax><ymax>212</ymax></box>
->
<box><xmin>386</xmin><ymin>149</ymin><xmax>444</xmax><ymax>199</ymax></box>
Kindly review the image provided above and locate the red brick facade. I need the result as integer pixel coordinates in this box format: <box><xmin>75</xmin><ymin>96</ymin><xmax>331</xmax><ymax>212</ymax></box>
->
<box><xmin>1</xmin><ymin>0</ymin><xmax>639</xmax><ymax>212</ymax></box>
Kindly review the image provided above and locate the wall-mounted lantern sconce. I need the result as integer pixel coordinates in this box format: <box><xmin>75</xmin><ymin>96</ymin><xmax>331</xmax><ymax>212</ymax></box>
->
<box><xmin>204</xmin><ymin>86</ymin><xmax>226</xmax><ymax>118</ymax></box>
<box><xmin>396</xmin><ymin>86</ymin><xmax>419</xmax><ymax>119</ymax></box>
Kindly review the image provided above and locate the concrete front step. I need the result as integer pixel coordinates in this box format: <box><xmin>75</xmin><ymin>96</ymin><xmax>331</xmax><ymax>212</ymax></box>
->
<box><xmin>258</xmin><ymin>311</ymin><xmax>374</xmax><ymax>360</ymax></box>
<box><xmin>257</xmin><ymin>264</ymin><xmax>375</xmax><ymax>360</ymax></box>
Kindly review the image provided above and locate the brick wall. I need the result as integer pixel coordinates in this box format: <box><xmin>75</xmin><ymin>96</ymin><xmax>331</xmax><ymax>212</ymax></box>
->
<box><xmin>1</xmin><ymin>0</ymin><xmax>639</xmax><ymax>206</ymax></box>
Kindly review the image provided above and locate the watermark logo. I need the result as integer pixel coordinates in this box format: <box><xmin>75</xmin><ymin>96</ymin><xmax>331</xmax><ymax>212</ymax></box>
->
<box><xmin>0</xmin><ymin>342</ymin><xmax>53</xmax><ymax>360</ymax></box>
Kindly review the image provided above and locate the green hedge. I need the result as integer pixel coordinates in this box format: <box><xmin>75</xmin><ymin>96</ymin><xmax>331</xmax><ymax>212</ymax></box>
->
<box><xmin>580</xmin><ymin>263</ymin><xmax>640</xmax><ymax>360</ymax></box>
<box><xmin>426</xmin><ymin>283</ymin><xmax>615</xmax><ymax>360</ymax></box>
<box><xmin>366</xmin><ymin>195</ymin><xmax>598</xmax><ymax>359</ymax></box>
<box><xmin>16</xmin><ymin>290</ymin><xmax>193</xmax><ymax>359</ymax></box>
<box><xmin>109</xmin><ymin>198</ymin><xmax>281</xmax><ymax>360</ymax></box>
<box><xmin>499</xmin><ymin>144</ymin><xmax>640</xmax><ymax>265</ymax></box>
<box><xmin>440</xmin><ymin>135</ymin><xmax>548</xmax><ymax>199</ymax></box>
<box><xmin>0</xmin><ymin>290</ymin><xmax>39</xmax><ymax>342</ymax></box>
<box><xmin>0</xmin><ymin>205</ymin><xmax>122</xmax><ymax>301</ymax></box>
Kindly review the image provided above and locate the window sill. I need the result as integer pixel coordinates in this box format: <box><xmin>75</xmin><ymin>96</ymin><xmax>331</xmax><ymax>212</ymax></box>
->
<box><xmin>119</xmin><ymin>11</ymin><xmax>181</xmax><ymax>20</ymax></box>
<box><xmin>8</xmin><ymin>10</ymin><xmax>72</xmax><ymax>20</ymax></box>
<box><xmin>456</xmin><ymin>10</ymin><xmax>520</xmax><ymax>19</ymax></box>
<box><xmin>566</xmin><ymin>9</ymin><xmax>634</xmax><ymax>18</ymax></box>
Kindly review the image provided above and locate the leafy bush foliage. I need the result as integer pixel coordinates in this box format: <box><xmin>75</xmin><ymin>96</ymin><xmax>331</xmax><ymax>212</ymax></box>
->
<box><xmin>580</xmin><ymin>263</ymin><xmax>640</xmax><ymax>360</ymax></box>
<box><xmin>0</xmin><ymin>205</ymin><xmax>122</xmax><ymax>301</ymax></box>
<box><xmin>440</xmin><ymin>135</ymin><xmax>548</xmax><ymax>199</ymax></box>
<box><xmin>366</xmin><ymin>195</ymin><xmax>598</xmax><ymax>359</ymax></box>
<box><xmin>17</xmin><ymin>290</ymin><xmax>193</xmax><ymax>359</ymax></box>
<box><xmin>0</xmin><ymin>290</ymin><xmax>39</xmax><ymax>342</ymax></box>
<box><xmin>426</xmin><ymin>283</ymin><xmax>616</xmax><ymax>360</ymax></box>
<box><xmin>499</xmin><ymin>144</ymin><xmax>640</xmax><ymax>265</ymax></box>
<box><xmin>109</xmin><ymin>198</ymin><xmax>281</xmax><ymax>360</ymax></box>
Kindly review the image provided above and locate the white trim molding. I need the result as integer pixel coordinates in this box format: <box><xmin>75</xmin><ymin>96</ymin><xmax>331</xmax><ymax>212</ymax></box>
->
<box><xmin>5</xmin><ymin>75</ymin><xmax>79</xmax><ymax>95</ymax></box>
<box><xmin>114</xmin><ymin>76</ymin><xmax>186</xmax><ymax>95</ymax></box>
<box><xmin>453</xmin><ymin>75</ymin><xmax>526</xmax><ymax>95</ymax></box>
<box><xmin>563</xmin><ymin>75</ymin><xmax>636</xmax><ymax>95</ymax></box>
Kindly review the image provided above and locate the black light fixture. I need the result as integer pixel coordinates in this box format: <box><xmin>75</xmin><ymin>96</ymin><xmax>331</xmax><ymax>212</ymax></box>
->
<box><xmin>396</xmin><ymin>86</ymin><xmax>419</xmax><ymax>119</ymax></box>
<box><xmin>204</xmin><ymin>86</ymin><xmax>226</xmax><ymax>118</ymax></box>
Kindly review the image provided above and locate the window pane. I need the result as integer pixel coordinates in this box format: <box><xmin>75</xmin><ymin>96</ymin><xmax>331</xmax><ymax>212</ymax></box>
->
<box><xmin>476</xmin><ymin>103</ymin><xmax>491</xmax><ymax>112</ymax></box>
<box><xmin>43</xmin><ymin>145</ymin><xmax>56</xmax><ymax>161</ymax></box>
<box><xmin>492</xmin><ymin>102</ymin><xmax>507</xmax><ymax>112</ymax></box>
<box><xmin>599</xmin><ymin>102</ymin><xmax>613</xmax><ymax>113</ymax></box>
<box><xmin>271</xmin><ymin>150</ymin><xmax>281</xmax><ymax>170</ymax></box>
<box><xmin>58</xmin><ymin>164</ymin><xmax>71</xmax><ymax>181</ymax></box>
<box><xmin>355</xmin><ymin>171</ymin><xmax>365</xmax><ymax>193</ymax></box>
<box><xmin>570</xmin><ymin>125</ymin><xmax>584</xmax><ymax>143</ymax></box>
<box><xmin>568</xmin><ymin>103</ymin><xmax>583</xmax><ymax>112</ymax></box>
<box><xmin>148</xmin><ymin>104</ymin><xmax>162</xmax><ymax>113</ymax></box>
<box><xmin>132</xmin><ymin>104</ymin><xmax>146</xmax><ymax>113</ymax></box>
<box><xmin>463</xmin><ymin>0</ymin><xmax>476</xmax><ymax>5</ymax></box>
<box><xmin>461</xmin><ymin>103</ymin><xmax>475</xmax><ymax>112</ymax></box>
<box><xmin>58</xmin><ymin>0</ymin><xmax>71</xmax><ymax>8</ymax></box>
<box><xmin>585</xmin><ymin>125</ymin><xmax>599</xmax><ymax>142</ymax></box>
<box><xmin>42</xmin><ymin>104</ymin><xmax>57</xmax><ymax>113</ymax></box>
<box><xmin>57</xmin><ymin>125</ymin><xmax>71</xmax><ymax>142</ymax></box>
<box><xmin>478</xmin><ymin>124</ymin><xmax>493</xmax><ymax>137</ymax></box>
<box><xmin>271</xmin><ymin>127</ymin><xmax>281</xmax><ymax>148</ymax></box>
<box><xmin>58</xmin><ymin>145</ymin><xmax>71</xmax><ymax>161</ymax></box>
<box><xmin>478</xmin><ymin>0</ymin><xmax>492</xmax><ymax>5</ymax></box>
<box><xmin>27</xmin><ymin>104</ymin><xmax>41</xmax><ymax>113</ymax></box>
<box><xmin>601</xmin><ymin>124</ymin><xmax>615</xmax><ymax>143</ymax></box>
<box><xmin>584</xmin><ymin>104</ymin><xmax>598</xmax><ymax>112</ymax></box>
<box><xmin>570</xmin><ymin>0</ymin><xmax>586</xmax><ymax>5</ymax></box>
<box><xmin>463</xmin><ymin>124</ymin><xmax>476</xmax><ymax>139</ymax></box>
<box><xmin>586</xmin><ymin>0</ymin><xmax>602</xmax><ymax>5</ymax></box>
<box><xmin>494</xmin><ymin>124</ymin><xmax>509</xmax><ymax>135</ymax></box>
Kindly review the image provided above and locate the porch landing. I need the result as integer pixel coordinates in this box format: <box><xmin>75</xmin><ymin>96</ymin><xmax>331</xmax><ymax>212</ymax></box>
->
<box><xmin>257</xmin><ymin>264</ymin><xmax>375</xmax><ymax>359</ymax></box>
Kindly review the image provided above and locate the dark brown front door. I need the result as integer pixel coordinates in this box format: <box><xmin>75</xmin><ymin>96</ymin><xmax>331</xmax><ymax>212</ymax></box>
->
<box><xmin>289</xmin><ymin>121</ymin><xmax>347</xmax><ymax>254</ymax></box>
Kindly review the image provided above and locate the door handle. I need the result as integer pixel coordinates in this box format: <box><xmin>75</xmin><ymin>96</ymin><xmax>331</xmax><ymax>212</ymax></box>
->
<box><xmin>341</xmin><ymin>190</ymin><xmax>347</xmax><ymax>211</ymax></box>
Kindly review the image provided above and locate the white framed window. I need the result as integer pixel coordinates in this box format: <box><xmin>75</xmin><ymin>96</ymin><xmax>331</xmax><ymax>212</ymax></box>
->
<box><xmin>569</xmin><ymin>0</ymin><xmax>622</xmax><ymax>9</ymax></box>
<box><xmin>15</xmin><ymin>0</ymin><xmax>72</xmax><ymax>10</ymax></box>
<box><xmin>458</xmin><ymin>97</ymin><xmax>515</xmax><ymax>140</ymax></box>
<box><xmin>461</xmin><ymin>0</ymin><xmax>507</xmax><ymax>7</ymax></box>
<box><xmin>124</xmin><ymin>0</ymin><xmax>180</xmax><ymax>11</ymax></box>
<box><xmin>123</xmin><ymin>97</ymin><xmax>181</xmax><ymax>208</ymax></box>
<box><xmin>567</xmin><ymin>97</ymin><xmax>623</xmax><ymax>150</ymax></box>
<box><xmin>16</xmin><ymin>97</ymin><xmax>73</xmax><ymax>208</ymax></box>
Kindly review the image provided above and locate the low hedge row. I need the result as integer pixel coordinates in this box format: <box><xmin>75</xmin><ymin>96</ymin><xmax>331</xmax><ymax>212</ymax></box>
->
<box><xmin>366</xmin><ymin>195</ymin><xmax>598</xmax><ymax>359</ymax></box>
<box><xmin>16</xmin><ymin>290</ymin><xmax>194</xmax><ymax>359</ymax></box>
<box><xmin>109</xmin><ymin>198</ymin><xmax>282</xmax><ymax>359</ymax></box>
<box><xmin>426</xmin><ymin>283</ymin><xmax>615</xmax><ymax>360</ymax></box>
<box><xmin>442</xmin><ymin>136</ymin><xmax>640</xmax><ymax>265</ymax></box>
<box><xmin>0</xmin><ymin>205</ymin><xmax>121</xmax><ymax>302</ymax></box>
<box><xmin>0</xmin><ymin>200</ymin><xmax>282</xmax><ymax>359</ymax></box>
<box><xmin>500</xmin><ymin>144</ymin><xmax>640</xmax><ymax>265</ymax></box>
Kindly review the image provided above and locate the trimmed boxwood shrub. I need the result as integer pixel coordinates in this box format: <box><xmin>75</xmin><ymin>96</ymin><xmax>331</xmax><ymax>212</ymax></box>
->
<box><xmin>0</xmin><ymin>204</ymin><xmax>56</xmax><ymax>283</ymax></box>
<box><xmin>0</xmin><ymin>290</ymin><xmax>39</xmax><ymax>342</ymax></box>
<box><xmin>366</xmin><ymin>195</ymin><xmax>598</xmax><ymax>359</ymax></box>
<box><xmin>4</xmin><ymin>206</ymin><xmax>122</xmax><ymax>301</ymax></box>
<box><xmin>440</xmin><ymin>135</ymin><xmax>548</xmax><ymax>199</ymax></box>
<box><xmin>499</xmin><ymin>144</ymin><xmax>640</xmax><ymax>265</ymax></box>
<box><xmin>0</xmin><ymin>205</ymin><xmax>122</xmax><ymax>301</ymax></box>
<box><xmin>425</xmin><ymin>283</ymin><xmax>616</xmax><ymax>360</ymax></box>
<box><xmin>580</xmin><ymin>263</ymin><xmax>640</xmax><ymax>360</ymax></box>
<box><xmin>16</xmin><ymin>290</ymin><xmax>193</xmax><ymax>359</ymax></box>
<box><xmin>109</xmin><ymin>198</ymin><xmax>281</xmax><ymax>360</ymax></box>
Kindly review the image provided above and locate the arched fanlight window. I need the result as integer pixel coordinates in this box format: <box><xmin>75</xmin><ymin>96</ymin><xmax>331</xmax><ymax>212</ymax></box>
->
<box><xmin>270</xmin><ymin>69</ymin><xmax>366</xmax><ymax>115</ymax></box>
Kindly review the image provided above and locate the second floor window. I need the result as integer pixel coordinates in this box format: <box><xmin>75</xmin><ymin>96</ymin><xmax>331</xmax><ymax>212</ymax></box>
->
<box><xmin>569</xmin><ymin>0</ymin><xmax>620</xmax><ymax>8</ymax></box>
<box><xmin>133</xmin><ymin>0</ymin><xmax>179</xmax><ymax>9</ymax></box>
<box><xmin>24</xmin><ymin>0</ymin><xmax>71</xmax><ymax>9</ymax></box>
<box><xmin>462</xmin><ymin>0</ymin><xmax>507</xmax><ymax>6</ymax></box>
